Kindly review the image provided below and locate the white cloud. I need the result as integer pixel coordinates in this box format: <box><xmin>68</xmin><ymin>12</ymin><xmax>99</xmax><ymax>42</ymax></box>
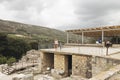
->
<box><xmin>0</xmin><ymin>0</ymin><xmax>120</xmax><ymax>30</ymax></box>
<box><xmin>39</xmin><ymin>0</ymin><xmax>78</xmax><ymax>28</ymax></box>
<box><xmin>0</xmin><ymin>2</ymin><xmax>16</xmax><ymax>20</ymax></box>
<box><xmin>107</xmin><ymin>11</ymin><xmax>120</xmax><ymax>25</ymax></box>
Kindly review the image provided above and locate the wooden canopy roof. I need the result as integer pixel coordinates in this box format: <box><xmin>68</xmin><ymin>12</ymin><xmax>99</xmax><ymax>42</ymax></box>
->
<box><xmin>66</xmin><ymin>25</ymin><xmax>120</xmax><ymax>37</ymax></box>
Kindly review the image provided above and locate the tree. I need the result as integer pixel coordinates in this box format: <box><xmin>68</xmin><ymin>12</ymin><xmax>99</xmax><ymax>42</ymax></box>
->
<box><xmin>1</xmin><ymin>35</ymin><xmax>31</xmax><ymax>60</ymax></box>
<box><xmin>0</xmin><ymin>56</ymin><xmax>7</xmax><ymax>64</ymax></box>
<box><xmin>7</xmin><ymin>57</ymin><xmax>16</xmax><ymax>66</ymax></box>
<box><xmin>30</xmin><ymin>41</ymin><xmax>38</xmax><ymax>50</ymax></box>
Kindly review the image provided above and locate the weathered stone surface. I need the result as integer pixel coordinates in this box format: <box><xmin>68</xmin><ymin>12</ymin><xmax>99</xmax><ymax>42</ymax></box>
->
<box><xmin>40</xmin><ymin>52</ymin><xmax>54</xmax><ymax>72</ymax></box>
<box><xmin>51</xmin><ymin>69</ymin><xmax>63</xmax><ymax>79</ymax></box>
<box><xmin>90</xmin><ymin>64</ymin><xmax>120</xmax><ymax>80</ymax></box>
<box><xmin>54</xmin><ymin>54</ymin><xmax>68</xmax><ymax>71</ymax></box>
<box><xmin>40</xmin><ymin>49</ymin><xmax>120</xmax><ymax>79</ymax></box>
<box><xmin>72</xmin><ymin>55</ymin><xmax>92</xmax><ymax>78</ymax></box>
<box><xmin>92</xmin><ymin>56</ymin><xmax>120</xmax><ymax>76</ymax></box>
<box><xmin>34</xmin><ymin>74</ymin><xmax>55</xmax><ymax>80</ymax></box>
<box><xmin>12</xmin><ymin>74</ymin><xmax>33</xmax><ymax>80</ymax></box>
<box><xmin>54</xmin><ymin>54</ymin><xmax>68</xmax><ymax>77</ymax></box>
<box><xmin>108</xmin><ymin>72</ymin><xmax>120</xmax><ymax>80</ymax></box>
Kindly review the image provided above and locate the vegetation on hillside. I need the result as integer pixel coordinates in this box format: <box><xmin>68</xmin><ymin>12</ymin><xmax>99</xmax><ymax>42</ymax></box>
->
<box><xmin>0</xmin><ymin>19</ymin><xmax>96</xmax><ymax>65</ymax></box>
<box><xmin>0</xmin><ymin>19</ymin><xmax>69</xmax><ymax>64</ymax></box>
<box><xmin>0</xmin><ymin>19</ymin><xmax>67</xmax><ymax>43</ymax></box>
<box><xmin>0</xmin><ymin>33</ymin><xmax>31</xmax><ymax>64</ymax></box>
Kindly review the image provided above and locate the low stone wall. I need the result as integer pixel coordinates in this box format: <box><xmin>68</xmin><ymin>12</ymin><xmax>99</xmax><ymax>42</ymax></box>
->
<box><xmin>107</xmin><ymin>71</ymin><xmax>120</xmax><ymax>80</ymax></box>
<box><xmin>72</xmin><ymin>54</ymin><xmax>120</xmax><ymax>78</ymax></box>
<box><xmin>90</xmin><ymin>64</ymin><xmax>120</xmax><ymax>80</ymax></box>
<box><xmin>92</xmin><ymin>56</ymin><xmax>120</xmax><ymax>76</ymax></box>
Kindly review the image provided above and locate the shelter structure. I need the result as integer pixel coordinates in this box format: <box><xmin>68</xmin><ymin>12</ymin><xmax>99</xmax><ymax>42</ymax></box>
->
<box><xmin>66</xmin><ymin>25</ymin><xmax>120</xmax><ymax>44</ymax></box>
<box><xmin>38</xmin><ymin>25</ymin><xmax>120</xmax><ymax>79</ymax></box>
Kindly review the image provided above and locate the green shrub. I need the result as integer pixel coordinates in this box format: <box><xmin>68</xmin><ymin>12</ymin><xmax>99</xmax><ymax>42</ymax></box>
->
<box><xmin>0</xmin><ymin>56</ymin><xmax>7</xmax><ymax>64</ymax></box>
<box><xmin>7</xmin><ymin>57</ymin><xmax>16</xmax><ymax>66</ymax></box>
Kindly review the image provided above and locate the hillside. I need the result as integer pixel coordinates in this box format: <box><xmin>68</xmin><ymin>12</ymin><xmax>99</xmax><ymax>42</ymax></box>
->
<box><xmin>0</xmin><ymin>19</ymin><xmax>68</xmax><ymax>62</ymax></box>
<box><xmin>0</xmin><ymin>19</ymin><xmax>67</xmax><ymax>42</ymax></box>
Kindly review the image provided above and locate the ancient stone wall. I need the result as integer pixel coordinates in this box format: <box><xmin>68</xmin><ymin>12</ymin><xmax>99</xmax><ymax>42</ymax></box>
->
<box><xmin>107</xmin><ymin>71</ymin><xmax>120</xmax><ymax>80</ymax></box>
<box><xmin>40</xmin><ymin>52</ymin><xmax>54</xmax><ymax>72</ymax></box>
<box><xmin>92</xmin><ymin>56</ymin><xmax>120</xmax><ymax>76</ymax></box>
<box><xmin>72</xmin><ymin>55</ymin><xmax>92</xmax><ymax>78</ymax></box>
<box><xmin>54</xmin><ymin>54</ymin><xmax>68</xmax><ymax>76</ymax></box>
<box><xmin>40</xmin><ymin>51</ymin><xmax>120</xmax><ymax>79</ymax></box>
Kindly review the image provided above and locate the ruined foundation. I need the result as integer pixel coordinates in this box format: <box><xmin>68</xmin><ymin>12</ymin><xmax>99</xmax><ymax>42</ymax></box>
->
<box><xmin>39</xmin><ymin>51</ymin><xmax>120</xmax><ymax>79</ymax></box>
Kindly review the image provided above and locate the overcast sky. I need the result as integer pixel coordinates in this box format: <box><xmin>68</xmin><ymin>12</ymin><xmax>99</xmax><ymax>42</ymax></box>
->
<box><xmin>0</xmin><ymin>0</ymin><xmax>120</xmax><ymax>30</ymax></box>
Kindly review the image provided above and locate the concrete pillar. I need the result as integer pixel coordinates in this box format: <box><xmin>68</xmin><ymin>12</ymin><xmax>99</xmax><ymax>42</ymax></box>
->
<box><xmin>67</xmin><ymin>32</ymin><xmax>69</xmax><ymax>44</ymax></box>
<box><xmin>102</xmin><ymin>30</ymin><xmax>104</xmax><ymax>42</ymax></box>
<box><xmin>82</xmin><ymin>32</ymin><xmax>84</xmax><ymax>44</ymax></box>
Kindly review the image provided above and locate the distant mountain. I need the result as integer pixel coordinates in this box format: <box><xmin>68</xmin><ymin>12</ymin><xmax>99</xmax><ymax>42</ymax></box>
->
<box><xmin>0</xmin><ymin>19</ymin><xmax>67</xmax><ymax>42</ymax></box>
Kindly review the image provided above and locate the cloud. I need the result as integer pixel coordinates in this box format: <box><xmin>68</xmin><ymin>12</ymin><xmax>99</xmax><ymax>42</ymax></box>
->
<box><xmin>0</xmin><ymin>0</ymin><xmax>120</xmax><ymax>30</ymax></box>
<box><xmin>0</xmin><ymin>2</ymin><xmax>16</xmax><ymax>20</ymax></box>
<box><xmin>39</xmin><ymin>0</ymin><xmax>79</xmax><ymax>27</ymax></box>
<box><xmin>73</xmin><ymin>0</ymin><xmax>120</xmax><ymax>28</ymax></box>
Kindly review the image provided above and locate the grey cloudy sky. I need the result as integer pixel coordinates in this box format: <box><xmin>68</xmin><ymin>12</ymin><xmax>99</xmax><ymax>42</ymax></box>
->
<box><xmin>0</xmin><ymin>0</ymin><xmax>120</xmax><ymax>30</ymax></box>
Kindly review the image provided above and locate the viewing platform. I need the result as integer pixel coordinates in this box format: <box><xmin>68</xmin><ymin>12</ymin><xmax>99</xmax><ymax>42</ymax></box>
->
<box><xmin>39</xmin><ymin>26</ymin><xmax>120</xmax><ymax>79</ymax></box>
<box><xmin>41</xmin><ymin>46</ymin><xmax>120</xmax><ymax>58</ymax></box>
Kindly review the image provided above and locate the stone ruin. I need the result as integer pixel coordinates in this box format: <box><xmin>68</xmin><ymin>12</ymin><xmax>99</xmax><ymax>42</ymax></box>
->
<box><xmin>0</xmin><ymin>50</ymin><xmax>41</xmax><ymax>75</ymax></box>
<box><xmin>21</xmin><ymin>50</ymin><xmax>40</xmax><ymax>63</ymax></box>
